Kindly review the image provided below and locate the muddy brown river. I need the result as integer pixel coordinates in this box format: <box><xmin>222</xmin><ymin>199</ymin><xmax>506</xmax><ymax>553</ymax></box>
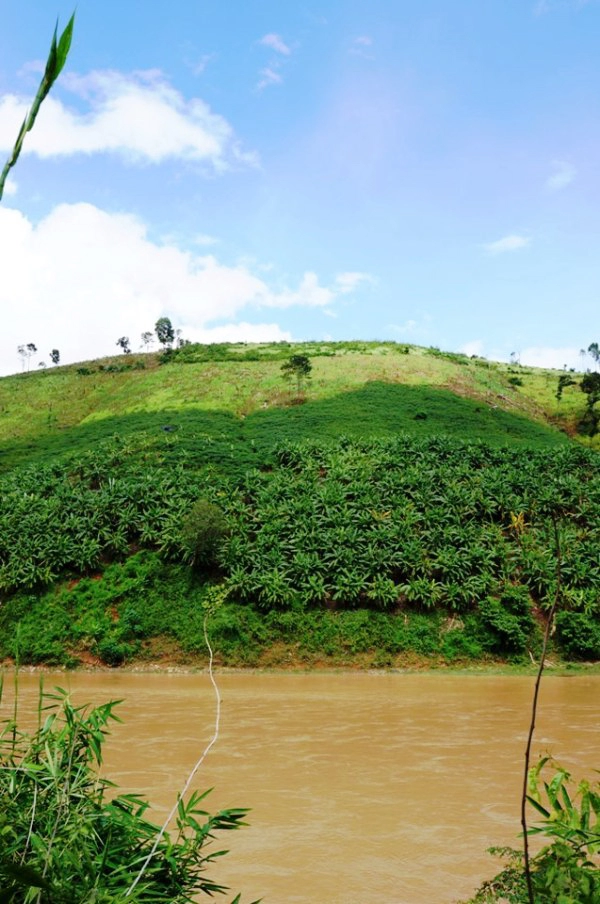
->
<box><xmin>3</xmin><ymin>671</ymin><xmax>599</xmax><ymax>903</ymax></box>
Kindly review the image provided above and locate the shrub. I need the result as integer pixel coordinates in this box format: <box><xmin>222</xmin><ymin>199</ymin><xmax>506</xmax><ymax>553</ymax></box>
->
<box><xmin>180</xmin><ymin>499</ymin><xmax>229</xmax><ymax>570</ymax></box>
<box><xmin>96</xmin><ymin>635</ymin><xmax>136</xmax><ymax>666</ymax></box>
<box><xmin>555</xmin><ymin>610</ymin><xmax>600</xmax><ymax>659</ymax></box>
<box><xmin>477</xmin><ymin>585</ymin><xmax>534</xmax><ymax>653</ymax></box>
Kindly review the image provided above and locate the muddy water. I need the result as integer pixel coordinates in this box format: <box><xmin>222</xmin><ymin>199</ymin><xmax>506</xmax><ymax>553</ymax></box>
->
<box><xmin>5</xmin><ymin>671</ymin><xmax>599</xmax><ymax>904</ymax></box>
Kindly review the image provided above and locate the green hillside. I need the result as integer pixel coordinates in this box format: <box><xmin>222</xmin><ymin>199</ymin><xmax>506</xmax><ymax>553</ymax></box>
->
<box><xmin>0</xmin><ymin>340</ymin><xmax>592</xmax><ymax>472</ymax></box>
<box><xmin>0</xmin><ymin>341</ymin><xmax>598</xmax><ymax>669</ymax></box>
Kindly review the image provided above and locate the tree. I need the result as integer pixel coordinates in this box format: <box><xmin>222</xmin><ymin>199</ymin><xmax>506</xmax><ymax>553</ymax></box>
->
<box><xmin>18</xmin><ymin>342</ymin><xmax>38</xmax><ymax>371</ymax></box>
<box><xmin>155</xmin><ymin>317</ymin><xmax>175</xmax><ymax>348</ymax></box>
<box><xmin>50</xmin><ymin>348</ymin><xmax>60</xmax><ymax>365</ymax></box>
<box><xmin>588</xmin><ymin>342</ymin><xmax>600</xmax><ymax>369</ymax></box>
<box><xmin>180</xmin><ymin>499</ymin><xmax>229</xmax><ymax>570</ymax></box>
<box><xmin>581</xmin><ymin>371</ymin><xmax>600</xmax><ymax>407</ymax></box>
<box><xmin>578</xmin><ymin>372</ymin><xmax>600</xmax><ymax>437</ymax></box>
<box><xmin>140</xmin><ymin>330</ymin><xmax>154</xmax><ymax>350</ymax></box>
<box><xmin>281</xmin><ymin>354</ymin><xmax>312</xmax><ymax>395</ymax></box>
<box><xmin>0</xmin><ymin>15</ymin><xmax>75</xmax><ymax>200</ymax></box>
<box><xmin>556</xmin><ymin>374</ymin><xmax>576</xmax><ymax>402</ymax></box>
<box><xmin>175</xmin><ymin>328</ymin><xmax>190</xmax><ymax>348</ymax></box>
<box><xmin>116</xmin><ymin>336</ymin><xmax>131</xmax><ymax>355</ymax></box>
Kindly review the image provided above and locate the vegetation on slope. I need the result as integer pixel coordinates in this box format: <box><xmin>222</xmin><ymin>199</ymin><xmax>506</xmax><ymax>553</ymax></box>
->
<box><xmin>1</xmin><ymin>340</ymin><xmax>594</xmax><ymax>473</ymax></box>
<box><xmin>0</xmin><ymin>424</ymin><xmax>598</xmax><ymax>666</ymax></box>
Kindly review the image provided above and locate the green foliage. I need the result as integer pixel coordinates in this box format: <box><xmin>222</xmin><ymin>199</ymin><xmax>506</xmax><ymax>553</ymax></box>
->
<box><xmin>219</xmin><ymin>438</ymin><xmax>598</xmax><ymax>634</ymax></box>
<box><xmin>588</xmin><ymin>342</ymin><xmax>600</xmax><ymax>366</ymax></box>
<box><xmin>280</xmin><ymin>354</ymin><xmax>312</xmax><ymax>395</ymax></box>
<box><xmin>179</xmin><ymin>499</ymin><xmax>229</xmax><ymax>570</ymax></box>
<box><xmin>0</xmin><ymin>14</ymin><xmax>74</xmax><ymax>200</ymax></box>
<box><xmin>579</xmin><ymin>372</ymin><xmax>600</xmax><ymax>436</ymax></box>
<box><xmin>0</xmin><ymin>685</ymin><xmax>255</xmax><ymax>903</ymax></box>
<box><xmin>0</xmin><ymin>432</ymin><xmax>598</xmax><ymax>662</ymax></box>
<box><xmin>426</xmin><ymin>346</ymin><xmax>471</xmax><ymax>365</ymax></box>
<box><xmin>155</xmin><ymin>317</ymin><xmax>175</xmax><ymax>348</ymax></box>
<box><xmin>477</xmin><ymin>585</ymin><xmax>535</xmax><ymax>653</ymax></box>
<box><xmin>555</xmin><ymin>610</ymin><xmax>600</xmax><ymax>659</ymax></box>
<box><xmin>245</xmin><ymin>383</ymin><xmax>567</xmax><ymax>451</ymax></box>
<box><xmin>466</xmin><ymin>760</ymin><xmax>600</xmax><ymax>903</ymax></box>
<box><xmin>158</xmin><ymin>339</ymin><xmax>407</xmax><ymax>365</ymax></box>
<box><xmin>556</xmin><ymin>374</ymin><xmax>577</xmax><ymax>402</ymax></box>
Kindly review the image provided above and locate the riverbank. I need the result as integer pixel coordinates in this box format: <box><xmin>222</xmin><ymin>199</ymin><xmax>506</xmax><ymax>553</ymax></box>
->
<box><xmin>4</xmin><ymin>648</ymin><xmax>600</xmax><ymax>675</ymax></box>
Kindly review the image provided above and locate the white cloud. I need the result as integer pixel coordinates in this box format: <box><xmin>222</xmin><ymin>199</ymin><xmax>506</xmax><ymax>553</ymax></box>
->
<box><xmin>484</xmin><ymin>234</ymin><xmax>531</xmax><ymax>255</ymax></box>
<box><xmin>519</xmin><ymin>346</ymin><xmax>583</xmax><ymax>370</ymax></box>
<box><xmin>185</xmin><ymin>322</ymin><xmax>291</xmax><ymax>344</ymax></box>
<box><xmin>264</xmin><ymin>272</ymin><xmax>334</xmax><ymax>309</ymax></box>
<box><xmin>190</xmin><ymin>54</ymin><xmax>215</xmax><ymax>76</ymax></box>
<box><xmin>460</xmin><ymin>340</ymin><xmax>485</xmax><ymax>357</ymax></box>
<box><xmin>334</xmin><ymin>271</ymin><xmax>372</xmax><ymax>294</ymax></box>
<box><xmin>259</xmin><ymin>34</ymin><xmax>291</xmax><ymax>55</ymax></box>
<box><xmin>349</xmin><ymin>36</ymin><xmax>374</xmax><ymax>58</ymax></box>
<box><xmin>257</xmin><ymin>67</ymin><xmax>283</xmax><ymax>90</ymax></box>
<box><xmin>545</xmin><ymin>159</ymin><xmax>576</xmax><ymax>191</ymax></box>
<box><xmin>0</xmin><ymin>69</ymin><xmax>251</xmax><ymax>168</ymax></box>
<box><xmin>0</xmin><ymin>202</ymin><xmax>357</xmax><ymax>375</ymax></box>
<box><xmin>388</xmin><ymin>314</ymin><xmax>433</xmax><ymax>339</ymax></box>
<box><xmin>193</xmin><ymin>233</ymin><xmax>219</xmax><ymax>246</ymax></box>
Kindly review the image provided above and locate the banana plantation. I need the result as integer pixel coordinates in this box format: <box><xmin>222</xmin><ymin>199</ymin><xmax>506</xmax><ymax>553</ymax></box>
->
<box><xmin>0</xmin><ymin>432</ymin><xmax>598</xmax><ymax>664</ymax></box>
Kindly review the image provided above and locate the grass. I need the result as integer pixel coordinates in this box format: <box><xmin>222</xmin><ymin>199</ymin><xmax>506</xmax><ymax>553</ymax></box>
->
<box><xmin>0</xmin><ymin>344</ymin><xmax>576</xmax><ymax>473</ymax></box>
<box><xmin>0</xmin><ymin>382</ymin><xmax>566</xmax><ymax>475</ymax></box>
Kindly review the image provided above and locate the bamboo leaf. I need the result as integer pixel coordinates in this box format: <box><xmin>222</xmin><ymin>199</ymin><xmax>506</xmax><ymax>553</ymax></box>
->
<box><xmin>526</xmin><ymin>795</ymin><xmax>551</xmax><ymax>819</ymax></box>
<box><xmin>2</xmin><ymin>861</ymin><xmax>51</xmax><ymax>890</ymax></box>
<box><xmin>55</xmin><ymin>14</ymin><xmax>75</xmax><ymax>78</ymax></box>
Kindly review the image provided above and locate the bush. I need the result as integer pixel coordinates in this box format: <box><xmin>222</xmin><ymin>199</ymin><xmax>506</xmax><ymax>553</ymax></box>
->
<box><xmin>477</xmin><ymin>585</ymin><xmax>534</xmax><ymax>653</ymax></box>
<box><xmin>96</xmin><ymin>635</ymin><xmax>137</xmax><ymax>666</ymax></box>
<box><xmin>180</xmin><ymin>499</ymin><xmax>229</xmax><ymax>570</ymax></box>
<box><xmin>555</xmin><ymin>610</ymin><xmax>600</xmax><ymax>659</ymax></box>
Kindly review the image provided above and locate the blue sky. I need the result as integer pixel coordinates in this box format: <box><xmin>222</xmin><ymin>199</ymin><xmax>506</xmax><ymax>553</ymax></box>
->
<box><xmin>0</xmin><ymin>0</ymin><xmax>599</xmax><ymax>375</ymax></box>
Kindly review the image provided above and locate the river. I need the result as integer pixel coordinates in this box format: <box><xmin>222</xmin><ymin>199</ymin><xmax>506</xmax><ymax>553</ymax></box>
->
<box><xmin>3</xmin><ymin>670</ymin><xmax>598</xmax><ymax>904</ymax></box>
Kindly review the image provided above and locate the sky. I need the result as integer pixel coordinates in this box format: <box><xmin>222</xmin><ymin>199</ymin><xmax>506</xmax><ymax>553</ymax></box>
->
<box><xmin>0</xmin><ymin>0</ymin><xmax>599</xmax><ymax>376</ymax></box>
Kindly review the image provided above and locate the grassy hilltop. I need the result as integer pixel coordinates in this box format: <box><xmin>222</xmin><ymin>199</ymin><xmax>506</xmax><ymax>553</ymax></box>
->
<box><xmin>0</xmin><ymin>340</ymin><xmax>593</xmax><ymax>470</ymax></box>
<box><xmin>0</xmin><ymin>340</ymin><xmax>598</xmax><ymax>668</ymax></box>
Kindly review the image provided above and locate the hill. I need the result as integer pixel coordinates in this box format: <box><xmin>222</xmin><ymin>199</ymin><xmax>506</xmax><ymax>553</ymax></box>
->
<box><xmin>0</xmin><ymin>340</ymin><xmax>592</xmax><ymax>473</ymax></box>
<box><xmin>0</xmin><ymin>341</ymin><xmax>598</xmax><ymax>669</ymax></box>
